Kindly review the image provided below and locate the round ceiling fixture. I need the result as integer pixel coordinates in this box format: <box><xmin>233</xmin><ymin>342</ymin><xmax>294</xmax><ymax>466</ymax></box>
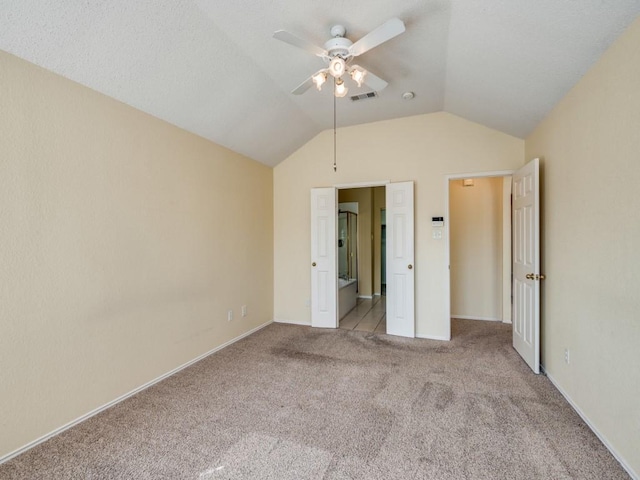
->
<box><xmin>402</xmin><ymin>91</ymin><xmax>415</xmax><ymax>100</ymax></box>
<box><xmin>328</xmin><ymin>57</ymin><xmax>346</xmax><ymax>78</ymax></box>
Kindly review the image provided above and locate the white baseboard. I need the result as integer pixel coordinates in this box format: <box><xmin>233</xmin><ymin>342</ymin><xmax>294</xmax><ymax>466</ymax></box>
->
<box><xmin>358</xmin><ymin>295</ymin><xmax>373</xmax><ymax>299</ymax></box>
<box><xmin>416</xmin><ymin>333</ymin><xmax>451</xmax><ymax>341</ymax></box>
<box><xmin>543</xmin><ymin>367</ymin><xmax>638</xmax><ymax>480</ymax></box>
<box><xmin>273</xmin><ymin>318</ymin><xmax>310</xmax><ymax>326</ymax></box>
<box><xmin>451</xmin><ymin>315</ymin><xmax>501</xmax><ymax>322</ymax></box>
<box><xmin>0</xmin><ymin>319</ymin><xmax>273</xmax><ymax>466</ymax></box>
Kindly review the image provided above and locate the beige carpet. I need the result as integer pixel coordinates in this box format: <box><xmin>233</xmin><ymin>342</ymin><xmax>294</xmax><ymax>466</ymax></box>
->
<box><xmin>0</xmin><ymin>319</ymin><xmax>628</xmax><ymax>479</ymax></box>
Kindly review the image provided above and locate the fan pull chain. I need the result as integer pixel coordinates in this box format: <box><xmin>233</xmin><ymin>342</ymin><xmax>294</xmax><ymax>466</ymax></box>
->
<box><xmin>333</xmin><ymin>81</ymin><xmax>337</xmax><ymax>172</ymax></box>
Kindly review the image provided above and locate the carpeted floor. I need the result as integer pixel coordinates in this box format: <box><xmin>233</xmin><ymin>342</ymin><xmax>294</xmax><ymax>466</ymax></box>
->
<box><xmin>0</xmin><ymin>319</ymin><xmax>628</xmax><ymax>479</ymax></box>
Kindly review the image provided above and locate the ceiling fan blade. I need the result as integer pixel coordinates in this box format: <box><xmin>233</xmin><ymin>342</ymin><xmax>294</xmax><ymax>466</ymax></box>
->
<box><xmin>291</xmin><ymin>76</ymin><xmax>314</xmax><ymax>95</ymax></box>
<box><xmin>273</xmin><ymin>30</ymin><xmax>328</xmax><ymax>57</ymax></box>
<box><xmin>349</xmin><ymin>18</ymin><xmax>405</xmax><ymax>57</ymax></box>
<box><xmin>361</xmin><ymin>68</ymin><xmax>389</xmax><ymax>92</ymax></box>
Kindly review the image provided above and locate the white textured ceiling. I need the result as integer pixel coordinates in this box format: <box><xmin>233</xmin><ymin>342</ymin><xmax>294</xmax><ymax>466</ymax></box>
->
<box><xmin>1</xmin><ymin>1</ymin><xmax>639</xmax><ymax>166</ymax></box>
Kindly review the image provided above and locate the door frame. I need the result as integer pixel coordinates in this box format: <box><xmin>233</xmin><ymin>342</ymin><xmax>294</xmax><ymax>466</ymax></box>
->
<box><xmin>312</xmin><ymin>179</ymin><xmax>415</xmax><ymax>336</ymax></box>
<box><xmin>444</xmin><ymin>169</ymin><xmax>514</xmax><ymax>340</ymax></box>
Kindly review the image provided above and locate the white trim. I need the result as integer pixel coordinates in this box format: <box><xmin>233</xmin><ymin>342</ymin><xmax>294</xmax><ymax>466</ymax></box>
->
<box><xmin>0</xmin><ymin>320</ymin><xmax>273</xmax><ymax>466</ymax></box>
<box><xmin>501</xmin><ymin>176</ymin><xmax>513</xmax><ymax>323</ymax></box>
<box><xmin>417</xmin><ymin>333</ymin><xmax>451</xmax><ymax>341</ymax></box>
<box><xmin>373</xmin><ymin>292</ymin><xmax>381</xmax><ymax>296</ymax></box>
<box><xmin>273</xmin><ymin>318</ymin><xmax>310</xmax><ymax>326</ymax></box>
<box><xmin>444</xmin><ymin>169</ymin><xmax>515</xmax><ymax>181</ymax></box>
<box><xmin>334</xmin><ymin>180</ymin><xmax>390</xmax><ymax>189</ymax></box>
<box><xmin>451</xmin><ymin>315</ymin><xmax>502</xmax><ymax>322</ymax></box>
<box><xmin>543</xmin><ymin>367</ymin><xmax>639</xmax><ymax>480</ymax></box>
<box><xmin>358</xmin><ymin>295</ymin><xmax>373</xmax><ymax>300</ymax></box>
<box><xmin>444</xmin><ymin>169</ymin><xmax>515</xmax><ymax>340</ymax></box>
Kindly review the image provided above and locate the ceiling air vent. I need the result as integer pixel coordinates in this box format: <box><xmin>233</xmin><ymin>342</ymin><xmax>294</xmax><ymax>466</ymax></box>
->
<box><xmin>350</xmin><ymin>91</ymin><xmax>378</xmax><ymax>102</ymax></box>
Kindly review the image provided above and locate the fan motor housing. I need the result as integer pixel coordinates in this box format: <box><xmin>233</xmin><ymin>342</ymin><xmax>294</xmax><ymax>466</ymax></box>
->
<box><xmin>324</xmin><ymin>37</ymin><xmax>352</xmax><ymax>58</ymax></box>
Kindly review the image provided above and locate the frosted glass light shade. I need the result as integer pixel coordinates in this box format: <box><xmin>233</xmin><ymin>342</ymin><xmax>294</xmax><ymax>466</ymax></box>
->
<box><xmin>350</xmin><ymin>67</ymin><xmax>366</xmax><ymax>87</ymax></box>
<box><xmin>334</xmin><ymin>78</ymin><xmax>348</xmax><ymax>97</ymax></box>
<box><xmin>329</xmin><ymin>57</ymin><xmax>346</xmax><ymax>78</ymax></box>
<box><xmin>312</xmin><ymin>71</ymin><xmax>327</xmax><ymax>91</ymax></box>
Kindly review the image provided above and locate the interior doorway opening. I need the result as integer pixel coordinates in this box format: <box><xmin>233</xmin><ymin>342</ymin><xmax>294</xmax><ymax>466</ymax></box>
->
<box><xmin>446</xmin><ymin>172</ymin><xmax>513</xmax><ymax>339</ymax></box>
<box><xmin>337</xmin><ymin>186</ymin><xmax>386</xmax><ymax>333</ymax></box>
<box><xmin>310</xmin><ymin>181</ymin><xmax>415</xmax><ymax>337</ymax></box>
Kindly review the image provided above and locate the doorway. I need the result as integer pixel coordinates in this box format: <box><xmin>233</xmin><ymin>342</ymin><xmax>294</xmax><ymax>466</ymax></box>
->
<box><xmin>444</xmin><ymin>162</ymin><xmax>541</xmax><ymax>372</ymax></box>
<box><xmin>310</xmin><ymin>181</ymin><xmax>415</xmax><ymax>337</ymax></box>
<box><xmin>337</xmin><ymin>186</ymin><xmax>386</xmax><ymax>332</ymax></box>
<box><xmin>445</xmin><ymin>171</ymin><xmax>513</xmax><ymax>339</ymax></box>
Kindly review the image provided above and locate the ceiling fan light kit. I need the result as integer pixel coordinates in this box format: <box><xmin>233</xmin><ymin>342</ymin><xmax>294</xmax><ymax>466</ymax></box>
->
<box><xmin>273</xmin><ymin>17</ymin><xmax>405</xmax><ymax>97</ymax></box>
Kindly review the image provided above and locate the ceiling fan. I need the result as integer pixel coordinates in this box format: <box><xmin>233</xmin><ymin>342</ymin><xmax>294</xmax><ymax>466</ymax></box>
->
<box><xmin>273</xmin><ymin>17</ymin><xmax>405</xmax><ymax>97</ymax></box>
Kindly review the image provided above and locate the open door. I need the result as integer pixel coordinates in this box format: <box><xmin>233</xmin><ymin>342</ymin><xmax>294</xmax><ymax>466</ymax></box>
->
<box><xmin>310</xmin><ymin>187</ymin><xmax>337</xmax><ymax>328</ymax></box>
<box><xmin>386</xmin><ymin>182</ymin><xmax>415</xmax><ymax>337</ymax></box>
<box><xmin>512</xmin><ymin>158</ymin><xmax>542</xmax><ymax>373</ymax></box>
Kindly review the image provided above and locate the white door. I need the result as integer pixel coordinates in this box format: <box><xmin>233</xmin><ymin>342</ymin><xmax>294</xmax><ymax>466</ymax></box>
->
<box><xmin>512</xmin><ymin>158</ymin><xmax>541</xmax><ymax>373</ymax></box>
<box><xmin>311</xmin><ymin>188</ymin><xmax>337</xmax><ymax>328</ymax></box>
<box><xmin>386</xmin><ymin>182</ymin><xmax>415</xmax><ymax>337</ymax></box>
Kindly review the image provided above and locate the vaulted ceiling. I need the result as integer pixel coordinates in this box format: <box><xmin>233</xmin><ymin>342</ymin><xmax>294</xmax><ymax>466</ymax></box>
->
<box><xmin>1</xmin><ymin>1</ymin><xmax>639</xmax><ymax>166</ymax></box>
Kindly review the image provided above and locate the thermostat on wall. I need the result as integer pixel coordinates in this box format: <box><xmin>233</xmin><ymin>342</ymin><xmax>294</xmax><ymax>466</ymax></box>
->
<box><xmin>432</xmin><ymin>217</ymin><xmax>444</xmax><ymax>227</ymax></box>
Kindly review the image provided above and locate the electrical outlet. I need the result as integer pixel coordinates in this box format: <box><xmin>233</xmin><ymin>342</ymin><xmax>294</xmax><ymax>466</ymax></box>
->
<box><xmin>564</xmin><ymin>348</ymin><xmax>570</xmax><ymax>364</ymax></box>
<box><xmin>227</xmin><ymin>310</ymin><xmax>233</xmax><ymax>322</ymax></box>
<box><xmin>241</xmin><ymin>305</ymin><xmax>247</xmax><ymax>317</ymax></box>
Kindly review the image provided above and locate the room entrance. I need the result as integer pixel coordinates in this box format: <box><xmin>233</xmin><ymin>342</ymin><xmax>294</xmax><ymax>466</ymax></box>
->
<box><xmin>337</xmin><ymin>187</ymin><xmax>386</xmax><ymax>333</ymax></box>
<box><xmin>448</xmin><ymin>175</ymin><xmax>513</xmax><ymax>326</ymax></box>
<box><xmin>445</xmin><ymin>160</ymin><xmax>542</xmax><ymax>373</ymax></box>
<box><xmin>310</xmin><ymin>181</ymin><xmax>415</xmax><ymax>337</ymax></box>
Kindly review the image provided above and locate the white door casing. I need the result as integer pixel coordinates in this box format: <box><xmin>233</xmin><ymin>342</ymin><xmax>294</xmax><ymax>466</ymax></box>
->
<box><xmin>512</xmin><ymin>158</ymin><xmax>541</xmax><ymax>374</ymax></box>
<box><xmin>386</xmin><ymin>182</ymin><xmax>415</xmax><ymax>337</ymax></box>
<box><xmin>311</xmin><ymin>188</ymin><xmax>338</xmax><ymax>328</ymax></box>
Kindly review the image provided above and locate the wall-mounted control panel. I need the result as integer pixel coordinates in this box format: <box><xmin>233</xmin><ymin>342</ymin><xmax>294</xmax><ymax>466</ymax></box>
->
<box><xmin>432</xmin><ymin>216</ymin><xmax>444</xmax><ymax>240</ymax></box>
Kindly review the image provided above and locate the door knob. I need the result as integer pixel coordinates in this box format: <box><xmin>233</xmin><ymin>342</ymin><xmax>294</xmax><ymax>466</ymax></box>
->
<box><xmin>526</xmin><ymin>273</ymin><xmax>546</xmax><ymax>280</ymax></box>
<box><xmin>408</xmin><ymin>264</ymin><xmax>413</xmax><ymax>270</ymax></box>
<box><xmin>312</xmin><ymin>262</ymin><xmax>316</xmax><ymax>267</ymax></box>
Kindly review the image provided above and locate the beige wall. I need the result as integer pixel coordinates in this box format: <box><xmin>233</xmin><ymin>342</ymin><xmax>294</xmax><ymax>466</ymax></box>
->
<box><xmin>0</xmin><ymin>51</ymin><xmax>273</xmax><ymax>459</ymax></box>
<box><xmin>526</xmin><ymin>17</ymin><xmax>640</xmax><ymax>476</ymax></box>
<box><xmin>274</xmin><ymin>112</ymin><xmax>524</xmax><ymax>337</ymax></box>
<box><xmin>449</xmin><ymin>177</ymin><xmax>503</xmax><ymax>320</ymax></box>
